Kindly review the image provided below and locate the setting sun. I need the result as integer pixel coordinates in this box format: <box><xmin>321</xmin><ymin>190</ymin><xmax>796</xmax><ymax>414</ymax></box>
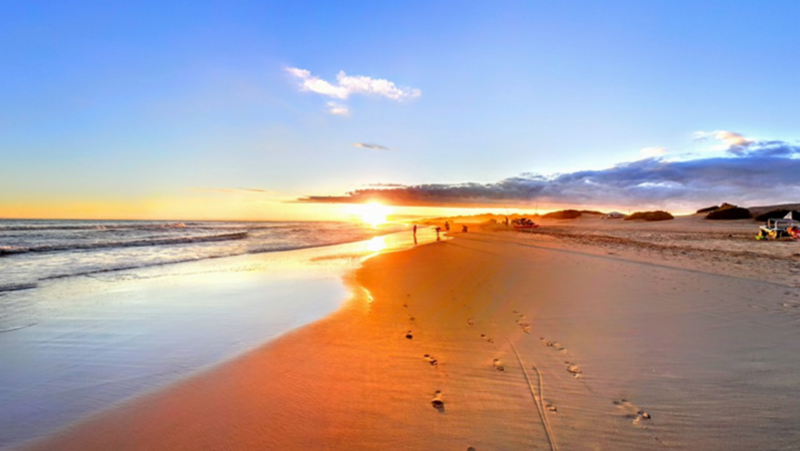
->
<box><xmin>347</xmin><ymin>203</ymin><xmax>392</xmax><ymax>227</ymax></box>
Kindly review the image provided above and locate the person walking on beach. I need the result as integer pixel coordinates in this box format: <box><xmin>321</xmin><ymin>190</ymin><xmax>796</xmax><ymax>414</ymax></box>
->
<box><xmin>435</xmin><ymin>227</ymin><xmax>441</xmax><ymax>241</ymax></box>
<box><xmin>444</xmin><ymin>221</ymin><xmax>450</xmax><ymax>232</ymax></box>
<box><xmin>462</xmin><ymin>225</ymin><xmax>468</xmax><ymax>233</ymax></box>
<box><xmin>413</xmin><ymin>224</ymin><xmax>418</xmax><ymax>245</ymax></box>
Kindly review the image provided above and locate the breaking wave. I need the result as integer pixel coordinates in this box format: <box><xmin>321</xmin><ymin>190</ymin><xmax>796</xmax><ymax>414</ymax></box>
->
<box><xmin>0</xmin><ymin>232</ymin><xmax>248</xmax><ymax>256</ymax></box>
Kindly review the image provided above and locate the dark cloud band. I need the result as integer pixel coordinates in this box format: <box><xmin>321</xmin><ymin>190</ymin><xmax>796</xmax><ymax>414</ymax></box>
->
<box><xmin>298</xmin><ymin>140</ymin><xmax>800</xmax><ymax>209</ymax></box>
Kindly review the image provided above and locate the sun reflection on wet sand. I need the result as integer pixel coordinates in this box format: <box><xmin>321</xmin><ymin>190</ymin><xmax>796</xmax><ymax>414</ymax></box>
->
<box><xmin>365</xmin><ymin>236</ymin><xmax>387</xmax><ymax>253</ymax></box>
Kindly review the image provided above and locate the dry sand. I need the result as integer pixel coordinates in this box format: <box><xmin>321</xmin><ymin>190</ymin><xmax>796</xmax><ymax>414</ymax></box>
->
<box><xmin>23</xmin><ymin>218</ymin><xmax>800</xmax><ymax>451</ymax></box>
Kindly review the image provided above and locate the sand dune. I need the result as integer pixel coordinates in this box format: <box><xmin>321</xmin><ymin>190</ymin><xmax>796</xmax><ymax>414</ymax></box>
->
<box><xmin>23</xmin><ymin>226</ymin><xmax>800</xmax><ymax>450</ymax></box>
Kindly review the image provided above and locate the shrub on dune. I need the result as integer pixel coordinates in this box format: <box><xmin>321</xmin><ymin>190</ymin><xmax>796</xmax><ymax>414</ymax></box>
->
<box><xmin>696</xmin><ymin>205</ymin><xmax>720</xmax><ymax>214</ymax></box>
<box><xmin>542</xmin><ymin>209</ymin><xmax>582</xmax><ymax>220</ymax></box>
<box><xmin>624</xmin><ymin>211</ymin><xmax>674</xmax><ymax>221</ymax></box>
<box><xmin>705</xmin><ymin>204</ymin><xmax>751</xmax><ymax>220</ymax></box>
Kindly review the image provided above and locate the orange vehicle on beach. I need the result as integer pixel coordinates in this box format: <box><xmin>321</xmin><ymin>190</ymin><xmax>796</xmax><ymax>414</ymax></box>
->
<box><xmin>512</xmin><ymin>218</ymin><xmax>539</xmax><ymax>231</ymax></box>
<box><xmin>756</xmin><ymin>217</ymin><xmax>799</xmax><ymax>240</ymax></box>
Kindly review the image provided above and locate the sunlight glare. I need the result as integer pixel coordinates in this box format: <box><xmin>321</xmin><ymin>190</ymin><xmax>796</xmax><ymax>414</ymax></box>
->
<box><xmin>366</xmin><ymin>236</ymin><xmax>387</xmax><ymax>253</ymax></box>
<box><xmin>348</xmin><ymin>202</ymin><xmax>393</xmax><ymax>227</ymax></box>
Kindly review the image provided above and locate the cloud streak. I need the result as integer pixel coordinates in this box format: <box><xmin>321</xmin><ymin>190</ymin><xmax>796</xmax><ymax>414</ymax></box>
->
<box><xmin>297</xmin><ymin>138</ymin><xmax>800</xmax><ymax>210</ymax></box>
<box><xmin>354</xmin><ymin>142</ymin><xmax>391</xmax><ymax>150</ymax></box>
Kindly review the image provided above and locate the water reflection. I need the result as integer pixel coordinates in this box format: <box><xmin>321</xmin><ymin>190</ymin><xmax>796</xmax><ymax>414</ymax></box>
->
<box><xmin>366</xmin><ymin>236</ymin><xmax>387</xmax><ymax>253</ymax></box>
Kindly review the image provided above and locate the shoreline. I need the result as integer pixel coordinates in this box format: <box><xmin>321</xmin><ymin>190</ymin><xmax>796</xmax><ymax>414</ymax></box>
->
<box><xmin>20</xmin><ymin>226</ymin><xmax>800</xmax><ymax>450</ymax></box>
<box><xmin>0</xmin><ymin>222</ymin><xmax>409</xmax><ymax>297</ymax></box>
<box><xmin>2</xmin><ymin>230</ymin><xmax>437</xmax><ymax>450</ymax></box>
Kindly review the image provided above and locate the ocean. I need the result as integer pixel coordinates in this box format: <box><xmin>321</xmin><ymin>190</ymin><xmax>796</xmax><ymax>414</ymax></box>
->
<box><xmin>0</xmin><ymin>219</ymin><xmax>422</xmax><ymax>449</ymax></box>
<box><xmin>0</xmin><ymin>219</ymin><xmax>400</xmax><ymax>296</ymax></box>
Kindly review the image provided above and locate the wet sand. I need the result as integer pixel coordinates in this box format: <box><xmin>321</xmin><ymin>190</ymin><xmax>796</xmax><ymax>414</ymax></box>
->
<box><xmin>22</xmin><ymin>222</ymin><xmax>800</xmax><ymax>450</ymax></box>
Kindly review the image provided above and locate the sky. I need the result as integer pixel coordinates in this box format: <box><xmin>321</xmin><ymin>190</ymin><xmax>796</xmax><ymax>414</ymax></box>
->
<box><xmin>1</xmin><ymin>1</ymin><xmax>799</xmax><ymax>220</ymax></box>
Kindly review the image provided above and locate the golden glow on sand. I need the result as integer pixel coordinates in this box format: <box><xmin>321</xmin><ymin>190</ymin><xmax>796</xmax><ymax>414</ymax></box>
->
<box><xmin>365</xmin><ymin>236</ymin><xmax>387</xmax><ymax>253</ymax></box>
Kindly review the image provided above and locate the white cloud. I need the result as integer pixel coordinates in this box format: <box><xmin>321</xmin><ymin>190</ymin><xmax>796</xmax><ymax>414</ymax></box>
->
<box><xmin>286</xmin><ymin>67</ymin><xmax>421</xmax><ymax>115</ymax></box>
<box><xmin>640</xmin><ymin>146</ymin><xmax>667</xmax><ymax>157</ymax></box>
<box><xmin>354</xmin><ymin>142</ymin><xmax>391</xmax><ymax>150</ymax></box>
<box><xmin>287</xmin><ymin>68</ymin><xmax>349</xmax><ymax>99</ymax></box>
<box><xmin>326</xmin><ymin>102</ymin><xmax>350</xmax><ymax>116</ymax></box>
<box><xmin>335</xmin><ymin>71</ymin><xmax>421</xmax><ymax>101</ymax></box>
<box><xmin>693</xmin><ymin>130</ymin><xmax>754</xmax><ymax>150</ymax></box>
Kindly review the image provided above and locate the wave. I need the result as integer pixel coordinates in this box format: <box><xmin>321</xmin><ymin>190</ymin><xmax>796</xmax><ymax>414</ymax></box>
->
<box><xmin>0</xmin><ymin>222</ymin><xmax>188</xmax><ymax>232</ymax></box>
<box><xmin>32</xmin><ymin>234</ymin><xmax>390</xmax><ymax>285</ymax></box>
<box><xmin>0</xmin><ymin>232</ymin><xmax>248</xmax><ymax>256</ymax></box>
<box><xmin>0</xmin><ymin>283</ymin><xmax>38</xmax><ymax>293</ymax></box>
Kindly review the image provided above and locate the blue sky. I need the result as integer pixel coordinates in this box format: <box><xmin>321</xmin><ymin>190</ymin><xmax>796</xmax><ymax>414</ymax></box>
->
<box><xmin>2</xmin><ymin>1</ymin><xmax>799</xmax><ymax>219</ymax></box>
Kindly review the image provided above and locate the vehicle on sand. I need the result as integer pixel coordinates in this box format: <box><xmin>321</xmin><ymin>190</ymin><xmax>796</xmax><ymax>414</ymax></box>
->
<box><xmin>512</xmin><ymin>218</ymin><xmax>539</xmax><ymax>231</ymax></box>
<box><xmin>756</xmin><ymin>218</ymin><xmax>799</xmax><ymax>241</ymax></box>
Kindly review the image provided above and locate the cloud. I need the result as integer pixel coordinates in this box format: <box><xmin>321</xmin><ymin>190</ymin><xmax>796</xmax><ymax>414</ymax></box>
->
<box><xmin>286</xmin><ymin>68</ymin><xmax>348</xmax><ymax>99</ymax></box>
<box><xmin>326</xmin><ymin>102</ymin><xmax>349</xmax><ymax>116</ymax></box>
<box><xmin>354</xmin><ymin>142</ymin><xmax>391</xmax><ymax>150</ymax></box>
<box><xmin>286</xmin><ymin>67</ymin><xmax>421</xmax><ymax>114</ymax></box>
<box><xmin>335</xmin><ymin>72</ymin><xmax>421</xmax><ymax>101</ymax></box>
<box><xmin>694</xmin><ymin>130</ymin><xmax>755</xmax><ymax>152</ymax></box>
<box><xmin>297</xmin><ymin>139</ymin><xmax>800</xmax><ymax>210</ymax></box>
<box><xmin>365</xmin><ymin>183</ymin><xmax>406</xmax><ymax>187</ymax></box>
<box><xmin>640</xmin><ymin>146</ymin><xmax>667</xmax><ymax>157</ymax></box>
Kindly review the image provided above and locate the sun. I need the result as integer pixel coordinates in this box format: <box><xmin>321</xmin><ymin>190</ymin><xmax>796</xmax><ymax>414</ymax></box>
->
<box><xmin>349</xmin><ymin>202</ymin><xmax>392</xmax><ymax>227</ymax></box>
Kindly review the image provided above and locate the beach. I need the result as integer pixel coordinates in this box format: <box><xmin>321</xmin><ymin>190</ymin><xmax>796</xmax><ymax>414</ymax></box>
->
<box><xmin>19</xmin><ymin>216</ymin><xmax>800</xmax><ymax>450</ymax></box>
<box><xmin>5</xmin><ymin>3</ymin><xmax>798</xmax><ymax>449</ymax></box>
<box><xmin>0</xmin><ymin>226</ymin><xmax>426</xmax><ymax>449</ymax></box>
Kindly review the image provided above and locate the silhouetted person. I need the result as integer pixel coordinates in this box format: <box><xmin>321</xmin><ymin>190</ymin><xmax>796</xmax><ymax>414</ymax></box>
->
<box><xmin>444</xmin><ymin>221</ymin><xmax>450</xmax><ymax>231</ymax></box>
<box><xmin>462</xmin><ymin>225</ymin><xmax>468</xmax><ymax>233</ymax></box>
<box><xmin>435</xmin><ymin>227</ymin><xmax>441</xmax><ymax>241</ymax></box>
<box><xmin>505</xmin><ymin>216</ymin><xmax>509</xmax><ymax>228</ymax></box>
<box><xmin>413</xmin><ymin>224</ymin><xmax>418</xmax><ymax>245</ymax></box>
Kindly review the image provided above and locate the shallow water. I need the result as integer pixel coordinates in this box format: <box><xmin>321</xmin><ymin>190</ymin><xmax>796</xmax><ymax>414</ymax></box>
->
<box><xmin>0</xmin><ymin>227</ymin><xmax>438</xmax><ymax>450</ymax></box>
<box><xmin>0</xmin><ymin>219</ymin><xmax>401</xmax><ymax>297</ymax></box>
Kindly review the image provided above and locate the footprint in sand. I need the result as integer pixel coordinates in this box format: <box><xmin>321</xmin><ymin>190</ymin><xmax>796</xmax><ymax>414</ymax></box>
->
<box><xmin>516</xmin><ymin>321</ymin><xmax>531</xmax><ymax>334</ymax></box>
<box><xmin>565</xmin><ymin>362</ymin><xmax>582</xmax><ymax>377</ymax></box>
<box><xmin>479</xmin><ymin>334</ymin><xmax>495</xmax><ymax>344</ymax></box>
<box><xmin>493</xmin><ymin>358</ymin><xmax>505</xmax><ymax>371</ymax></box>
<box><xmin>431</xmin><ymin>391</ymin><xmax>445</xmax><ymax>411</ymax></box>
<box><xmin>406</xmin><ymin>331</ymin><xmax>414</xmax><ymax>340</ymax></box>
<box><xmin>467</xmin><ymin>318</ymin><xmax>475</xmax><ymax>326</ymax></box>
<box><xmin>423</xmin><ymin>354</ymin><xmax>439</xmax><ymax>366</ymax></box>
<box><xmin>613</xmin><ymin>399</ymin><xmax>652</xmax><ymax>424</ymax></box>
<box><xmin>409</xmin><ymin>316</ymin><xmax>415</xmax><ymax>321</ymax></box>
<box><xmin>545</xmin><ymin>402</ymin><xmax>558</xmax><ymax>413</ymax></box>
<box><xmin>540</xmin><ymin>337</ymin><xmax>567</xmax><ymax>353</ymax></box>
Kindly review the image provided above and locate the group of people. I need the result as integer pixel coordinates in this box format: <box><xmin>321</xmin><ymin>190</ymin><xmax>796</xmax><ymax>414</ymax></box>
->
<box><xmin>412</xmin><ymin>220</ymin><xmax>468</xmax><ymax>244</ymax></box>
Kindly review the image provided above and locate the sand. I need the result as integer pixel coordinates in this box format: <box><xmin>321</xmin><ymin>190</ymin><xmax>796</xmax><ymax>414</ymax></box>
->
<box><xmin>22</xmin><ymin>218</ymin><xmax>800</xmax><ymax>450</ymax></box>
